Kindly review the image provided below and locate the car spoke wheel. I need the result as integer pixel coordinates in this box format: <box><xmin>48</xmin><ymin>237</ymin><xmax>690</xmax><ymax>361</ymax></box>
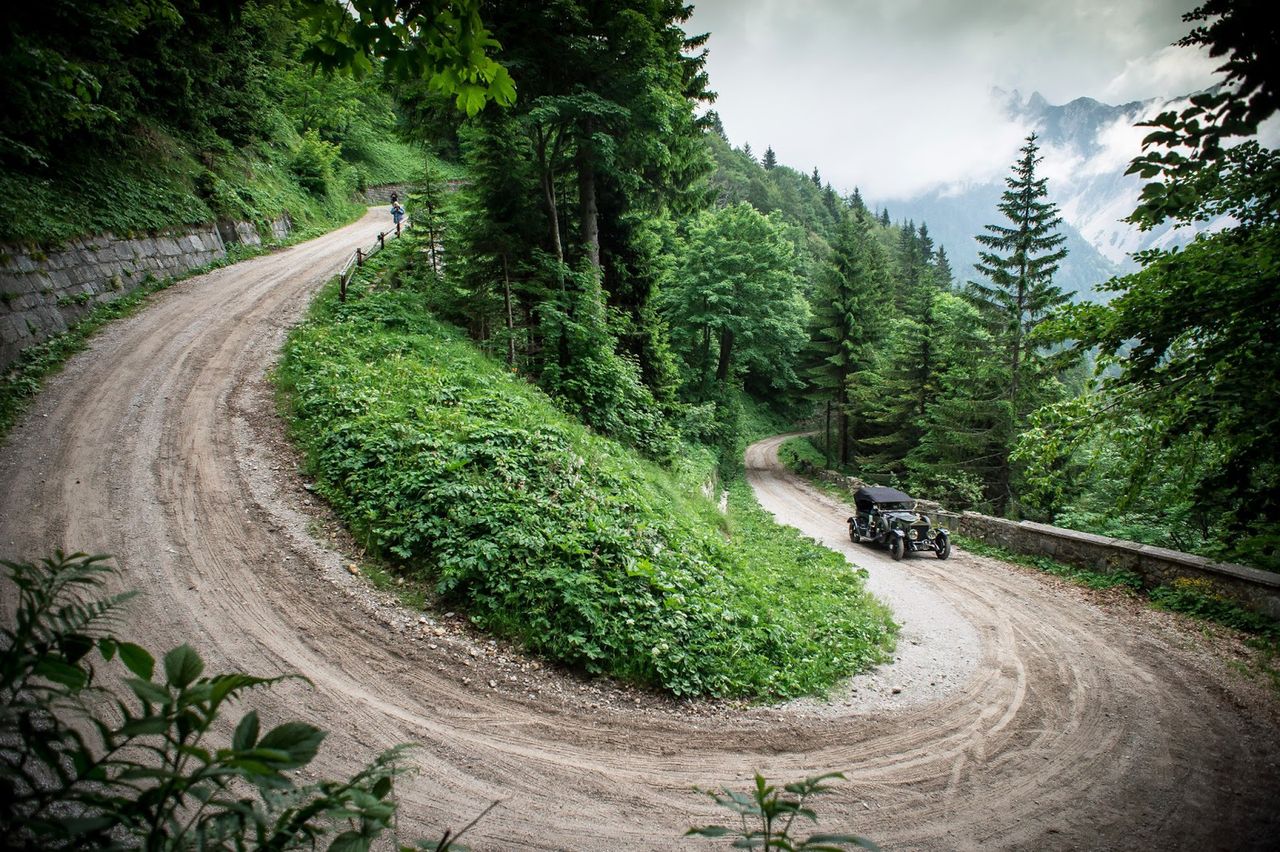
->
<box><xmin>935</xmin><ymin>533</ymin><xmax>951</xmax><ymax>560</ymax></box>
<box><xmin>890</xmin><ymin>535</ymin><xmax>905</xmax><ymax>561</ymax></box>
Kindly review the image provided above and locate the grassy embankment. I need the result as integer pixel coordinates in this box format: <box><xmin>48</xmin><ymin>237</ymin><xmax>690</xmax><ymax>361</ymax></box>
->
<box><xmin>275</xmin><ymin>239</ymin><xmax>897</xmax><ymax>700</ymax></box>
<box><xmin>0</xmin><ymin>125</ymin><xmax>437</xmax><ymax>438</ymax></box>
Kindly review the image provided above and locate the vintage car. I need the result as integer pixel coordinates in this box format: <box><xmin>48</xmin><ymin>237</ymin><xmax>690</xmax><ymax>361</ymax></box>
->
<box><xmin>847</xmin><ymin>485</ymin><xmax>950</xmax><ymax>561</ymax></box>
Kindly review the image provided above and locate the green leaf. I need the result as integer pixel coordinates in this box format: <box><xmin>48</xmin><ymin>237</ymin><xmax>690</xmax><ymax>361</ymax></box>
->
<box><xmin>163</xmin><ymin>644</ymin><xmax>204</xmax><ymax>688</ymax></box>
<box><xmin>126</xmin><ymin>676</ymin><xmax>170</xmax><ymax>706</ymax></box>
<box><xmin>34</xmin><ymin>656</ymin><xmax>88</xmax><ymax>689</ymax></box>
<box><xmin>804</xmin><ymin>834</ymin><xmax>881</xmax><ymax>850</ymax></box>
<box><xmin>119</xmin><ymin>642</ymin><xmax>155</xmax><ymax>680</ymax></box>
<box><xmin>118</xmin><ymin>716</ymin><xmax>169</xmax><ymax>737</ymax></box>
<box><xmin>61</xmin><ymin>632</ymin><xmax>94</xmax><ymax>664</ymax></box>
<box><xmin>257</xmin><ymin>721</ymin><xmax>326</xmax><ymax>768</ymax></box>
<box><xmin>327</xmin><ymin>831</ymin><xmax>370</xmax><ymax>852</ymax></box>
<box><xmin>233</xmin><ymin>711</ymin><xmax>260</xmax><ymax>751</ymax></box>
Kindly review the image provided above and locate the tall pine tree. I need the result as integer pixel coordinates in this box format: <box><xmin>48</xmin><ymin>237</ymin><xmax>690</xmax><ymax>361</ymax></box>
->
<box><xmin>965</xmin><ymin>133</ymin><xmax>1071</xmax><ymax>512</ymax></box>
<box><xmin>803</xmin><ymin>213</ymin><xmax>886</xmax><ymax>468</ymax></box>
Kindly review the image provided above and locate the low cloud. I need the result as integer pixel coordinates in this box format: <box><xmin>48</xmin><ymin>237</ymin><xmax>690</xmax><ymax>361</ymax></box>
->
<box><xmin>688</xmin><ymin>0</ymin><xmax>1220</xmax><ymax>201</ymax></box>
<box><xmin>1102</xmin><ymin>43</ymin><xmax>1219</xmax><ymax>103</ymax></box>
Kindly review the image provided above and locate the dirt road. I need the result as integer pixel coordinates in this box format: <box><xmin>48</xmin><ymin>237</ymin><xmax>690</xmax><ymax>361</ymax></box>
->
<box><xmin>2</xmin><ymin>211</ymin><xmax>1278</xmax><ymax>849</ymax></box>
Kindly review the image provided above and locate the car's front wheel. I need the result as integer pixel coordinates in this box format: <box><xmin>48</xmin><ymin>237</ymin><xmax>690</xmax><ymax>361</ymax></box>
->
<box><xmin>935</xmin><ymin>532</ymin><xmax>951</xmax><ymax>560</ymax></box>
<box><xmin>889</xmin><ymin>535</ymin><xmax>905</xmax><ymax>561</ymax></box>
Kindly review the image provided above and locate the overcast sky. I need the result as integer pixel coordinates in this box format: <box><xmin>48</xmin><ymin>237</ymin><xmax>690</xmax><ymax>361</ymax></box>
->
<box><xmin>685</xmin><ymin>0</ymin><xmax>1222</xmax><ymax>200</ymax></box>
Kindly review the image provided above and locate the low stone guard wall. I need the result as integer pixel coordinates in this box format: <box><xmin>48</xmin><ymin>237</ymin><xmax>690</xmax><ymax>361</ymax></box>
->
<box><xmin>812</xmin><ymin>468</ymin><xmax>1280</xmax><ymax>619</ymax></box>
<box><xmin>1</xmin><ymin>214</ymin><xmax>291</xmax><ymax>371</ymax></box>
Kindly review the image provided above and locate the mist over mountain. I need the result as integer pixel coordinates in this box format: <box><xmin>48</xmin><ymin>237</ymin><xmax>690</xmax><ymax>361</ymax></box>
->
<box><xmin>879</xmin><ymin>89</ymin><xmax>1210</xmax><ymax>301</ymax></box>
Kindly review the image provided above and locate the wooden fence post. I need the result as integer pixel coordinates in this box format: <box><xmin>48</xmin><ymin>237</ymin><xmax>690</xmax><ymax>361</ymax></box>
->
<box><xmin>356</xmin><ymin>248</ymin><xmax>363</xmax><ymax>267</ymax></box>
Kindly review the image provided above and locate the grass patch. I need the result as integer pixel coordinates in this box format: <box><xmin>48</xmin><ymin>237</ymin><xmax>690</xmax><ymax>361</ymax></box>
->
<box><xmin>953</xmin><ymin>535</ymin><xmax>1143</xmax><ymax>591</ymax></box>
<box><xmin>275</xmin><ymin>244</ymin><xmax>896</xmax><ymax>700</ymax></box>
<box><xmin>777</xmin><ymin>435</ymin><xmax>826</xmax><ymax>472</ymax></box>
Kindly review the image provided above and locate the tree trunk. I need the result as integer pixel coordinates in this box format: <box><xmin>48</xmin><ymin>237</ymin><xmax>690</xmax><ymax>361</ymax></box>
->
<box><xmin>838</xmin><ymin>406</ymin><xmax>849</xmax><ymax>469</ymax></box>
<box><xmin>502</xmin><ymin>253</ymin><xmax>515</xmax><ymax>367</ymax></box>
<box><xmin>824</xmin><ymin>402</ymin><xmax>832</xmax><ymax>469</ymax></box>
<box><xmin>577</xmin><ymin>123</ymin><xmax>600</xmax><ymax>271</ymax></box>
<box><xmin>534</xmin><ymin>127</ymin><xmax>566</xmax><ymax>266</ymax></box>
<box><xmin>426</xmin><ymin>189</ymin><xmax>440</xmax><ymax>276</ymax></box>
<box><xmin>715</xmin><ymin>327</ymin><xmax>734</xmax><ymax>383</ymax></box>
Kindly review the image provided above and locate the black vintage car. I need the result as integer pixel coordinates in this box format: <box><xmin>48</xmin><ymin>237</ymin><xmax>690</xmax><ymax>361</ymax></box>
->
<box><xmin>847</xmin><ymin>486</ymin><xmax>950</xmax><ymax>561</ymax></box>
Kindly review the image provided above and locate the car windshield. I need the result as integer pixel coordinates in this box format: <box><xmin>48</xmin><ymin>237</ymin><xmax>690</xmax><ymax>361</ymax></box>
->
<box><xmin>877</xmin><ymin>502</ymin><xmax>913</xmax><ymax>511</ymax></box>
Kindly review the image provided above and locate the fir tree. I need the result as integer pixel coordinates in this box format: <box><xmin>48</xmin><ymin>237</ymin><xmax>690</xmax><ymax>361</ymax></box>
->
<box><xmin>811</xmin><ymin>167</ymin><xmax>821</xmax><ymax>186</ymax></box>
<box><xmin>742</xmin><ymin>141</ymin><xmax>755</xmax><ymax>162</ymax></box>
<box><xmin>762</xmin><ymin>145</ymin><xmax>777</xmax><ymax>170</ymax></box>
<box><xmin>916</xmin><ymin>222</ymin><xmax>935</xmax><ymax>258</ymax></box>
<box><xmin>804</xmin><ymin>215</ymin><xmax>886</xmax><ymax>468</ymax></box>
<box><xmin>896</xmin><ymin>220</ymin><xmax>922</xmax><ymax>303</ymax></box>
<box><xmin>966</xmin><ymin>133</ymin><xmax>1071</xmax><ymax>512</ymax></box>
<box><xmin>933</xmin><ymin>246</ymin><xmax>954</xmax><ymax>287</ymax></box>
<box><xmin>906</xmin><ymin>292</ymin><xmax>1008</xmax><ymax>510</ymax></box>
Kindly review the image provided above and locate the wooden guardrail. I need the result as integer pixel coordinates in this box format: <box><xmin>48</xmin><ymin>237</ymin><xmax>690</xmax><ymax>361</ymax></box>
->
<box><xmin>339</xmin><ymin>218</ymin><xmax>408</xmax><ymax>302</ymax></box>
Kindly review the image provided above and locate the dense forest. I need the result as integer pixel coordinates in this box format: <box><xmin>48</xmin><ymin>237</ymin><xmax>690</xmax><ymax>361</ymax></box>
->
<box><xmin>0</xmin><ymin>0</ymin><xmax>436</xmax><ymax>244</ymax></box>
<box><xmin>373</xmin><ymin>0</ymin><xmax>1277</xmax><ymax>571</ymax></box>
<box><xmin>2</xmin><ymin>0</ymin><xmax>1275</xmax><ymax>576</ymax></box>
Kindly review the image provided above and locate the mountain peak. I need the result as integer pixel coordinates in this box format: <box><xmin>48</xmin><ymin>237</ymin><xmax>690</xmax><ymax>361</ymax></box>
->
<box><xmin>1025</xmin><ymin>91</ymin><xmax>1050</xmax><ymax>112</ymax></box>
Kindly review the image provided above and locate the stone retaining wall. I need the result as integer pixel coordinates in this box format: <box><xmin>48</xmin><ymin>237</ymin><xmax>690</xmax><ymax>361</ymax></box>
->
<box><xmin>361</xmin><ymin>180</ymin><xmax>468</xmax><ymax>206</ymax></box>
<box><xmin>812</xmin><ymin>468</ymin><xmax>1280</xmax><ymax>619</ymax></box>
<box><xmin>361</xmin><ymin>184</ymin><xmax>407</xmax><ymax>205</ymax></box>
<box><xmin>1</xmin><ymin>214</ymin><xmax>291</xmax><ymax>370</ymax></box>
<box><xmin>956</xmin><ymin>512</ymin><xmax>1280</xmax><ymax>619</ymax></box>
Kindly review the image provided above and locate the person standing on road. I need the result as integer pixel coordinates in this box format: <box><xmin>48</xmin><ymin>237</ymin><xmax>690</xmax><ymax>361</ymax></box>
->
<box><xmin>391</xmin><ymin>200</ymin><xmax>405</xmax><ymax>230</ymax></box>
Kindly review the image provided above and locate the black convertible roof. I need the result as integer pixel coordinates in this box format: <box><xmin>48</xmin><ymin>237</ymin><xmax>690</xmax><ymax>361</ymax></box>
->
<box><xmin>854</xmin><ymin>486</ymin><xmax>913</xmax><ymax>504</ymax></box>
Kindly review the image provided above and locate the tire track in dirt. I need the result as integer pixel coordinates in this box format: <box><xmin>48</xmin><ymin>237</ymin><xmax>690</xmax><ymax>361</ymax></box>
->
<box><xmin>2</xmin><ymin>214</ymin><xmax>1277</xmax><ymax>849</ymax></box>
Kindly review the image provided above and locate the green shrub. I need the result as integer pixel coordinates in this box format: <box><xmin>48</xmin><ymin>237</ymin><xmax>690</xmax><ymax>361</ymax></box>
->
<box><xmin>291</xmin><ymin>130</ymin><xmax>342</xmax><ymax>197</ymax></box>
<box><xmin>1150</xmin><ymin>577</ymin><xmax>1280</xmax><ymax>637</ymax></box>
<box><xmin>690</xmin><ymin>772</ymin><xmax>879</xmax><ymax>850</ymax></box>
<box><xmin>276</xmin><ymin>258</ymin><xmax>895</xmax><ymax>699</ymax></box>
<box><xmin>0</xmin><ymin>552</ymin><xmax>469</xmax><ymax>850</ymax></box>
<box><xmin>778</xmin><ymin>436</ymin><xmax>825</xmax><ymax>473</ymax></box>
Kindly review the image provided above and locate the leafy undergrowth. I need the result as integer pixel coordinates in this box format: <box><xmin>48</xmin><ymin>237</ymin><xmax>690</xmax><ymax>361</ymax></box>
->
<box><xmin>1149</xmin><ymin>577</ymin><xmax>1280</xmax><ymax>690</ymax></box>
<box><xmin>778</xmin><ymin>435</ymin><xmax>826</xmax><ymax>473</ymax></box>
<box><xmin>276</xmin><ymin>257</ymin><xmax>895</xmax><ymax>700</ymax></box>
<box><xmin>953</xmin><ymin>535</ymin><xmax>1143</xmax><ymax>591</ymax></box>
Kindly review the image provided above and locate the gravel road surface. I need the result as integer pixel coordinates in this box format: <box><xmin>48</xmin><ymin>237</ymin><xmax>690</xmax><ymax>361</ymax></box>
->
<box><xmin>2</xmin><ymin>210</ymin><xmax>1277</xmax><ymax>849</ymax></box>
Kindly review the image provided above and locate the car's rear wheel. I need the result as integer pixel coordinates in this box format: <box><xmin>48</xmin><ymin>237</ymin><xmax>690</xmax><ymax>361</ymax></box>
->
<box><xmin>935</xmin><ymin>533</ymin><xmax>951</xmax><ymax>560</ymax></box>
<box><xmin>890</xmin><ymin>535</ymin><xmax>905</xmax><ymax>561</ymax></box>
